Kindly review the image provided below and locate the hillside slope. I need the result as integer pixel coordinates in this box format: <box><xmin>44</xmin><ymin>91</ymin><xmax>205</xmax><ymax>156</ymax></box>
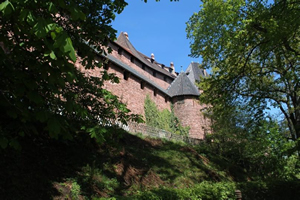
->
<box><xmin>0</xmin><ymin>128</ymin><xmax>299</xmax><ymax>200</ymax></box>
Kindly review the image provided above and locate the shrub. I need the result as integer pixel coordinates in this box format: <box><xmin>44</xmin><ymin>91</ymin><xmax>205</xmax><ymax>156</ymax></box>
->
<box><xmin>119</xmin><ymin>181</ymin><xmax>236</xmax><ymax>200</ymax></box>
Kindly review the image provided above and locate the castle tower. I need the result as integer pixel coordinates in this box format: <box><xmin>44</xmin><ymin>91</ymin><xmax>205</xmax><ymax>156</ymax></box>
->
<box><xmin>167</xmin><ymin>63</ymin><xmax>210</xmax><ymax>139</ymax></box>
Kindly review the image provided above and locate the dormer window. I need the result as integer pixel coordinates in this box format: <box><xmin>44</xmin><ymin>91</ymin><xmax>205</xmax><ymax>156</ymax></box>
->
<box><xmin>150</xmin><ymin>53</ymin><xmax>155</xmax><ymax>63</ymax></box>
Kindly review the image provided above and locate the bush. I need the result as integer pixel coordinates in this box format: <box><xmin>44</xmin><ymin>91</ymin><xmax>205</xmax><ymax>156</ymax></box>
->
<box><xmin>239</xmin><ymin>179</ymin><xmax>300</xmax><ymax>200</ymax></box>
<box><xmin>118</xmin><ymin>181</ymin><xmax>236</xmax><ymax>200</ymax></box>
<box><xmin>144</xmin><ymin>95</ymin><xmax>189</xmax><ymax>136</ymax></box>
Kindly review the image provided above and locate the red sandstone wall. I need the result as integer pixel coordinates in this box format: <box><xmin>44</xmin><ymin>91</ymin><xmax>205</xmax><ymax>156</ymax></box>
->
<box><xmin>75</xmin><ymin>46</ymin><xmax>211</xmax><ymax>139</ymax></box>
<box><xmin>109</xmin><ymin>42</ymin><xmax>173</xmax><ymax>90</ymax></box>
<box><xmin>103</xmin><ymin>63</ymin><xmax>171</xmax><ymax>118</ymax></box>
<box><xmin>172</xmin><ymin>96</ymin><xmax>211</xmax><ymax>139</ymax></box>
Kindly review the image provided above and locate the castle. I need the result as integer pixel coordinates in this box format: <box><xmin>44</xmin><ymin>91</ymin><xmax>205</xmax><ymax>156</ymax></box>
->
<box><xmin>80</xmin><ymin>32</ymin><xmax>210</xmax><ymax>139</ymax></box>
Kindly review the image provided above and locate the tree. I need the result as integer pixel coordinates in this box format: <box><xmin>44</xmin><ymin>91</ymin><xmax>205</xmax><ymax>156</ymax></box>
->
<box><xmin>0</xmin><ymin>0</ymin><xmax>143</xmax><ymax>149</ymax></box>
<box><xmin>203</xmin><ymin>99</ymin><xmax>298</xmax><ymax>179</ymax></box>
<box><xmin>187</xmin><ymin>0</ymin><xmax>300</xmax><ymax>150</ymax></box>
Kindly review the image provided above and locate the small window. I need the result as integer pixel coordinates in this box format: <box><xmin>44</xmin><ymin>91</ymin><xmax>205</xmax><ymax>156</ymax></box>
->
<box><xmin>103</xmin><ymin>63</ymin><xmax>109</xmax><ymax>70</ymax></box>
<box><xmin>177</xmin><ymin>96</ymin><xmax>185</xmax><ymax>104</ymax></box>
<box><xmin>140</xmin><ymin>81</ymin><xmax>145</xmax><ymax>89</ymax></box>
<box><xmin>118</xmin><ymin>48</ymin><xmax>123</xmax><ymax>55</ymax></box>
<box><xmin>124</xmin><ymin>71</ymin><xmax>129</xmax><ymax>80</ymax></box>
<box><xmin>142</xmin><ymin>64</ymin><xmax>146</xmax><ymax>70</ymax></box>
<box><xmin>153</xmin><ymin>71</ymin><xmax>156</xmax><ymax>77</ymax></box>
<box><xmin>163</xmin><ymin>76</ymin><xmax>167</xmax><ymax>82</ymax></box>
<box><xmin>165</xmin><ymin>96</ymin><xmax>168</xmax><ymax>103</ymax></box>
<box><xmin>154</xmin><ymin>89</ymin><xmax>157</xmax><ymax>97</ymax></box>
<box><xmin>130</xmin><ymin>56</ymin><xmax>134</xmax><ymax>63</ymax></box>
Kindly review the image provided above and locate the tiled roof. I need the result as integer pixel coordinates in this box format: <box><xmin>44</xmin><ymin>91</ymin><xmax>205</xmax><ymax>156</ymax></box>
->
<box><xmin>185</xmin><ymin>62</ymin><xmax>208</xmax><ymax>84</ymax></box>
<box><xmin>115</xmin><ymin>32</ymin><xmax>176</xmax><ymax>79</ymax></box>
<box><xmin>106</xmin><ymin>54</ymin><xmax>170</xmax><ymax>96</ymax></box>
<box><xmin>84</xmin><ymin>39</ymin><xmax>170</xmax><ymax>96</ymax></box>
<box><xmin>167</xmin><ymin>72</ymin><xmax>200</xmax><ymax>97</ymax></box>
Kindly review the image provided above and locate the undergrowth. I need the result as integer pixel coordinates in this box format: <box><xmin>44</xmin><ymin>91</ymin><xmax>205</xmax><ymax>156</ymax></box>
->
<box><xmin>0</xmin><ymin>127</ymin><xmax>299</xmax><ymax>199</ymax></box>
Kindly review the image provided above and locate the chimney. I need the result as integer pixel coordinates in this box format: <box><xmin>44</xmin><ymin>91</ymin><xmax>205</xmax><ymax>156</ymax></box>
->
<box><xmin>124</xmin><ymin>32</ymin><xmax>129</xmax><ymax>40</ymax></box>
<box><xmin>150</xmin><ymin>53</ymin><xmax>155</xmax><ymax>63</ymax></box>
<box><xmin>169</xmin><ymin>62</ymin><xmax>176</xmax><ymax>75</ymax></box>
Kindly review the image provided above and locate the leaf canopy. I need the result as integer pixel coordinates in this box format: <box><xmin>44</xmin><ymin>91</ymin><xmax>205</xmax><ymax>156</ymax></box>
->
<box><xmin>187</xmin><ymin>0</ymin><xmax>300</xmax><ymax>146</ymax></box>
<box><xmin>0</xmin><ymin>0</ymin><xmax>142</xmax><ymax>149</ymax></box>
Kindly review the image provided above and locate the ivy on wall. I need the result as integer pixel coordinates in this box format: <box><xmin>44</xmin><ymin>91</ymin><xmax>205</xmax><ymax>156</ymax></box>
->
<box><xmin>144</xmin><ymin>95</ymin><xmax>189</xmax><ymax>136</ymax></box>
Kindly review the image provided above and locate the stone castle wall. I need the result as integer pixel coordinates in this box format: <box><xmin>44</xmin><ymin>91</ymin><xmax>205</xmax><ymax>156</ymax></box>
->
<box><xmin>172</xmin><ymin>96</ymin><xmax>211</xmax><ymax>139</ymax></box>
<box><xmin>78</xmin><ymin>40</ymin><xmax>210</xmax><ymax>139</ymax></box>
<box><xmin>103</xmin><ymin>62</ymin><xmax>172</xmax><ymax>117</ymax></box>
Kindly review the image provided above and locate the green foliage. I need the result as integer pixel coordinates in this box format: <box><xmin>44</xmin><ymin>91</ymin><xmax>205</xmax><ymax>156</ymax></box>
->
<box><xmin>239</xmin><ymin>179</ymin><xmax>300</xmax><ymax>200</ymax></box>
<box><xmin>0</xmin><ymin>0</ymin><xmax>142</xmax><ymax>149</ymax></box>
<box><xmin>144</xmin><ymin>95</ymin><xmax>189</xmax><ymax>136</ymax></box>
<box><xmin>70</xmin><ymin>180</ymin><xmax>81</xmax><ymax>200</ymax></box>
<box><xmin>120</xmin><ymin>181</ymin><xmax>236</xmax><ymax>200</ymax></box>
<box><xmin>82</xmin><ymin>163</ymin><xmax>119</xmax><ymax>195</ymax></box>
<box><xmin>203</xmin><ymin>101</ymin><xmax>299</xmax><ymax>180</ymax></box>
<box><xmin>187</xmin><ymin>0</ymin><xmax>300</xmax><ymax>149</ymax></box>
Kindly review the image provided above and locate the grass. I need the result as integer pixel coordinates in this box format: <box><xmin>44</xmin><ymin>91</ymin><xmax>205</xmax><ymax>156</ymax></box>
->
<box><xmin>1</xmin><ymin>128</ymin><xmax>298</xmax><ymax>199</ymax></box>
<box><xmin>0</xmin><ymin>128</ymin><xmax>236</xmax><ymax>199</ymax></box>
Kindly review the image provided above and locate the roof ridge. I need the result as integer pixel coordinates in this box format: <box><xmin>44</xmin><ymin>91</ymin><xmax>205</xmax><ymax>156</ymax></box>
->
<box><xmin>116</xmin><ymin>32</ymin><xmax>176</xmax><ymax>78</ymax></box>
<box><xmin>167</xmin><ymin>71</ymin><xmax>200</xmax><ymax>97</ymax></box>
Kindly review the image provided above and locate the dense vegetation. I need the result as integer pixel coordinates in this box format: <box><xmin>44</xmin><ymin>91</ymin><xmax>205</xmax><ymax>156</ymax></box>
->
<box><xmin>144</xmin><ymin>95</ymin><xmax>189</xmax><ymax>136</ymax></box>
<box><xmin>187</xmin><ymin>0</ymin><xmax>300</xmax><ymax>150</ymax></box>
<box><xmin>0</xmin><ymin>0</ymin><xmax>142</xmax><ymax>150</ymax></box>
<box><xmin>1</xmin><ymin>0</ymin><xmax>299</xmax><ymax>199</ymax></box>
<box><xmin>185</xmin><ymin>0</ymin><xmax>300</xmax><ymax>198</ymax></box>
<box><xmin>1</xmin><ymin>129</ymin><xmax>299</xmax><ymax>199</ymax></box>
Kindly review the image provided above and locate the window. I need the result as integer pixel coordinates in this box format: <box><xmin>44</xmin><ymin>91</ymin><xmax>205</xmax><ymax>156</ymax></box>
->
<box><xmin>130</xmin><ymin>56</ymin><xmax>134</xmax><ymax>63</ymax></box>
<box><xmin>123</xmin><ymin>71</ymin><xmax>129</xmax><ymax>80</ymax></box>
<box><xmin>163</xmin><ymin>76</ymin><xmax>167</xmax><ymax>82</ymax></box>
<box><xmin>142</xmin><ymin>64</ymin><xmax>146</xmax><ymax>70</ymax></box>
<box><xmin>103</xmin><ymin>63</ymin><xmax>109</xmax><ymax>70</ymax></box>
<box><xmin>165</xmin><ymin>96</ymin><xmax>168</xmax><ymax>103</ymax></box>
<box><xmin>154</xmin><ymin>89</ymin><xmax>157</xmax><ymax>97</ymax></box>
<box><xmin>177</xmin><ymin>96</ymin><xmax>185</xmax><ymax>104</ymax></box>
<box><xmin>118</xmin><ymin>48</ymin><xmax>123</xmax><ymax>55</ymax></box>
<box><xmin>153</xmin><ymin>71</ymin><xmax>156</xmax><ymax>77</ymax></box>
<box><xmin>140</xmin><ymin>81</ymin><xmax>145</xmax><ymax>89</ymax></box>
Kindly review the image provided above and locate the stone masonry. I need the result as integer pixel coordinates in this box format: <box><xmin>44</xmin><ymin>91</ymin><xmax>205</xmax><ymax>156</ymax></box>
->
<box><xmin>85</xmin><ymin>32</ymin><xmax>210</xmax><ymax>139</ymax></box>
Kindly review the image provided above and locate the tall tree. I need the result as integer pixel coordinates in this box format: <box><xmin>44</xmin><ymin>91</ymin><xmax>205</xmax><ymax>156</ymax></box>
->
<box><xmin>187</xmin><ymin>0</ymin><xmax>300</xmax><ymax>149</ymax></box>
<box><xmin>0</xmin><ymin>0</ymin><xmax>142</xmax><ymax>149</ymax></box>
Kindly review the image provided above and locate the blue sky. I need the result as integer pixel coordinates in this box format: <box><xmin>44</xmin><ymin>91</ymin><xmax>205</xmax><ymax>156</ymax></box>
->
<box><xmin>111</xmin><ymin>0</ymin><xmax>202</xmax><ymax>72</ymax></box>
